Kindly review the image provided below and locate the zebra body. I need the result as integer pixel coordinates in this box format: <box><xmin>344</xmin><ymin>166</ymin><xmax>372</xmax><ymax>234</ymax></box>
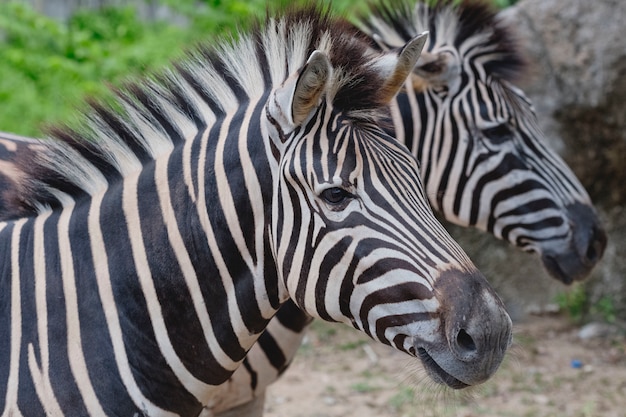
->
<box><xmin>0</xmin><ymin>7</ymin><xmax>512</xmax><ymax>416</ymax></box>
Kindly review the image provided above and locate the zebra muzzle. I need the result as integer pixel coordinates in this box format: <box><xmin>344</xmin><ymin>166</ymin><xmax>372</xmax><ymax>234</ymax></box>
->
<box><xmin>414</xmin><ymin>268</ymin><xmax>512</xmax><ymax>388</ymax></box>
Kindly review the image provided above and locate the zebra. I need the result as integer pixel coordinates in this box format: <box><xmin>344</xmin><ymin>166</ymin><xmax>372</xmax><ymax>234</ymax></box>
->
<box><xmin>0</xmin><ymin>6</ymin><xmax>513</xmax><ymax>416</ymax></box>
<box><xmin>0</xmin><ymin>1</ymin><xmax>607</xmax><ymax>416</ymax></box>
<box><xmin>193</xmin><ymin>0</ymin><xmax>612</xmax><ymax>414</ymax></box>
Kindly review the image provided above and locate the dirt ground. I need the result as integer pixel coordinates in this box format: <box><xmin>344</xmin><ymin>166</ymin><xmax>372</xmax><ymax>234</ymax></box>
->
<box><xmin>264</xmin><ymin>314</ymin><xmax>626</xmax><ymax>417</ymax></box>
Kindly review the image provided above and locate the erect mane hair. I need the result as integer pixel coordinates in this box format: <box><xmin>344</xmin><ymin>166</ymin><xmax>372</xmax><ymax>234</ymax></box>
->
<box><xmin>364</xmin><ymin>0</ymin><xmax>526</xmax><ymax>82</ymax></box>
<box><xmin>9</xmin><ymin>5</ymin><xmax>390</xmax><ymax>217</ymax></box>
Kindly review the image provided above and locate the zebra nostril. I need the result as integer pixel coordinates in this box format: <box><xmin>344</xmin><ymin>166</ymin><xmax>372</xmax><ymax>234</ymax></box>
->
<box><xmin>586</xmin><ymin>240</ymin><xmax>599</xmax><ymax>264</ymax></box>
<box><xmin>456</xmin><ymin>329</ymin><xmax>477</xmax><ymax>354</ymax></box>
<box><xmin>585</xmin><ymin>227</ymin><xmax>607</xmax><ymax>264</ymax></box>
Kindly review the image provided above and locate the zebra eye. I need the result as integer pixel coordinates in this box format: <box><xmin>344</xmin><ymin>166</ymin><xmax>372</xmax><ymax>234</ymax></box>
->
<box><xmin>481</xmin><ymin>123</ymin><xmax>514</xmax><ymax>144</ymax></box>
<box><xmin>320</xmin><ymin>187</ymin><xmax>352</xmax><ymax>206</ymax></box>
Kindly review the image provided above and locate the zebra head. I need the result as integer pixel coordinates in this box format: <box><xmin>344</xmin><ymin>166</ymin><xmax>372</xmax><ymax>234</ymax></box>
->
<box><xmin>362</xmin><ymin>0</ymin><xmax>606</xmax><ymax>284</ymax></box>
<box><xmin>265</xmin><ymin>23</ymin><xmax>511</xmax><ymax>388</ymax></box>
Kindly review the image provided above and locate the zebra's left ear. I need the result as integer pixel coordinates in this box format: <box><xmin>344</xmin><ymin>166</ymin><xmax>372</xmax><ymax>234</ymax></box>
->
<box><xmin>269</xmin><ymin>50</ymin><xmax>331</xmax><ymax>133</ymax></box>
<box><xmin>370</xmin><ymin>31</ymin><xmax>428</xmax><ymax>104</ymax></box>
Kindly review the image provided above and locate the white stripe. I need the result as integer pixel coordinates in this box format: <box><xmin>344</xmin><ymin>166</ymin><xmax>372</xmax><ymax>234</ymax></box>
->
<box><xmin>54</xmin><ymin>195</ymin><xmax>107</xmax><ymax>417</ymax></box>
<box><xmin>88</xmin><ymin>190</ymin><xmax>173</xmax><ymax>417</ymax></box>
<box><xmin>262</xmin><ymin>19</ymin><xmax>288</xmax><ymax>86</ymax></box>
<box><xmin>182</xmin><ymin>135</ymin><xmax>198</xmax><ymax>203</ymax></box>
<box><xmin>217</xmin><ymin>36</ymin><xmax>265</xmax><ymax>99</ymax></box>
<box><xmin>119</xmin><ymin>99</ymin><xmax>174</xmax><ymax>161</ymax></box>
<box><xmin>28</xmin><ymin>209</ymin><xmax>64</xmax><ymax>416</ymax></box>
<box><xmin>2</xmin><ymin>218</ymin><xmax>27</xmax><ymax>417</ymax></box>
<box><xmin>175</xmin><ymin>76</ymin><xmax>217</xmax><ymax>203</ymax></box>
<box><xmin>154</xmin><ymin>139</ymin><xmax>231</xmax><ymax>402</ymax></box>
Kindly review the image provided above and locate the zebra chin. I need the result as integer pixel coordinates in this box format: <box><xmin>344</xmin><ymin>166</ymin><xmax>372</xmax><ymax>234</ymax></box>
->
<box><xmin>411</xmin><ymin>269</ymin><xmax>512</xmax><ymax>389</ymax></box>
<box><xmin>417</xmin><ymin>348</ymin><xmax>469</xmax><ymax>389</ymax></box>
<box><xmin>540</xmin><ymin>202</ymin><xmax>607</xmax><ymax>284</ymax></box>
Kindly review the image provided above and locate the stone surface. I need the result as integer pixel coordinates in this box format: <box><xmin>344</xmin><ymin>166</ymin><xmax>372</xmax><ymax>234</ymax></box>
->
<box><xmin>500</xmin><ymin>0</ymin><xmax>626</xmax><ymax>207</ymax></box>
<box><xmin>577</xmin><ymin>322</ymin><xmax>618</xmax><ymax>340</ymax></box>
<box><xmin>483</xmin><ymin>0</ymin><xmax>626</xmax><ymax>320</ymax></box>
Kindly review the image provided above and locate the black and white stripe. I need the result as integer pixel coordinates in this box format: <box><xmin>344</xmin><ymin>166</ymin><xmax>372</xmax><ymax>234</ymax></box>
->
<box><xmin>364</xmin><ymin>0</ymin><xmax>606</xmax><ymax>283</ymax></box>
<box><xmin>0</xmin><ymin>7</ymin><xmax>511</xmax><ymax>416</ymax></box>
<box><xmin>207</xmin><ymin>1</ymin><xmax>608</xmax><ymax>414</ymax></box>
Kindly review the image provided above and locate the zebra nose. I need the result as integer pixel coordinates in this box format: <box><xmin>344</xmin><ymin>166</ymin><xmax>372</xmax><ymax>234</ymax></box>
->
<box><xmin>449</xmin><ymin>306</ymin><xmax>511</xmax><ymax>364</ymax></box>
<box><xmin>450</xmin><ymin>311</ymin><xmax>513</xmax><ymax>365</ymax></box>
<box><xmin>420</xmin><ymin>269</ymin><xmax>512</xmax><ymax>387</ymax></box>
<box><xmin>584</xmin><ymin>223</ymin><xmax>607</xmax><ymax>265</ymax></box>
<box><xmin>436</xmin><ymin>270</ymin><xmax>512</xmax><ymax>363</ymax></box>
<box><xmin>542</xmin><ymin>202</ymin><xmax>607</xmax><ymax>284</ymax></box>
<box><xmin>568</xmin><ymin>202</ymin><xmax>607</xmax><ymax>266</ymax></box>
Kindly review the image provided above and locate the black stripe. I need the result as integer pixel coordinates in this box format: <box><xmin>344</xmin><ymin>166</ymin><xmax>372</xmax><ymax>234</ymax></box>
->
<box><xmin>376</xmin><ymin>312</ymin><xmax>434</xmax><ymax>350</ymax></box>
<box><xmin>275</xmin><ymin>300</ymin><xmax>312</xmax><ymax>332</ymax></box>
<box><xmin>132</xmin><ymin>163</ymin><xmax>203</xmax><ymax>414</ymax></box>
<box><xmin>256</xmin><ymin>331</ymin><xmax>287</xmax><ymax>373</ymax></box>
<box><xmin>39</xmin><ymin>210</ymin><xmax>92</xmax><ymax>416</ymax></box>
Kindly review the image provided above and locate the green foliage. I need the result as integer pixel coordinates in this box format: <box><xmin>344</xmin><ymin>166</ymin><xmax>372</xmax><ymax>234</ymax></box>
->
<box><xmin>388</xmin><ymin>386</ymin><xmax>415</xmax><ymax>410</ymax></box>
<box><xmin>350</xmin><ymin>381</ymin><xmax>379</xmax><ymax>393</ymax></box>
<box><xmin>161</xmin><ymin>0</ymin><xmax>369</xmax><ymax>33</ymax></box>
<box><xmin>556</xmin><ymin>285</ymin><xmax>617</xmax><ymax>324</ymax></box>
<box><xmin>0</xmin><ymin>2</ymin><xmax>188</xmax><ymax>135</ymax></box>
<box><xmin>555</xmin><ymin>284</ymin><xmax>588</xmax><ymax>323</ymax></box>
<box><xmin>590</xmin><ymin>295</ymin><xmax>616</xmax><ymax>324</ymax></box>
<box><xmin>159</xmin><ymin>0</ymin><xmax>267</xmax><ymax>35</ymax></box>
<box><xmin>338</xmin><ymin>339</ymin><xmax>367</xmax><ymax>351</ymax></box>
<box><xmin>492</xmin><ymin>0</ymin><xmax>518</xmax><ymax>8</ymax></box>
<box><xmin>310</xmin><ymin>320</ymin><xmax>338</xmax><ymax>343</ymax></box>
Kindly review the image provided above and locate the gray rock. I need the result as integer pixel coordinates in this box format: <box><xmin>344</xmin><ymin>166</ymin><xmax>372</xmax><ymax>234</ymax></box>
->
<box><xmin>578</xmin><ymin>322</ymin><xmax>618</xmax><ymax>340</ymax></box>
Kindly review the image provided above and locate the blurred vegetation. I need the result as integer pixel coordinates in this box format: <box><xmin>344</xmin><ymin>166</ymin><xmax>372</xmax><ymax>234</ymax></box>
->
<box><xmin>555</xmin><ymin>283</ymin><xmax>617</xmax><ymax>324</ymax></box>
<box><xmin>0</xmin><ymin>0</ymin><xmax>515</xmax><ymax>136</ymax></box>
<box><xmin>0</xmin><ymin>2</ymin><xmax>187</xmax><ymax>135</ymax></box>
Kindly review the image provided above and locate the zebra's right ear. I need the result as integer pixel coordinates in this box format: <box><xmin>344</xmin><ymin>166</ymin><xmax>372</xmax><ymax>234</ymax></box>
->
<box><xmin>414</xmin><ymin>51</ymin><xmax>461</xmax><ymax>93</ymax></box>
<box><xmin>269</xmin><ymin>50</ymin><xmax>331</xmax><ymax>133</ymax></box>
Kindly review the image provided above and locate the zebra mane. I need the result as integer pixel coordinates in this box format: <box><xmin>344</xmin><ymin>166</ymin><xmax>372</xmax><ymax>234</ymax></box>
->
<box><xmin>10</xmin><ymin>5</ymin><xmax>387</xmax><ymax>216</ymax></box>
<box><xmin>363</xmin><ymin>0</ymin><xmax>525</xmax><ymax>81</ymax></box>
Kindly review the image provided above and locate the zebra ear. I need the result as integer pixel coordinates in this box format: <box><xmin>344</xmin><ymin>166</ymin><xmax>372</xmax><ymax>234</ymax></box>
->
<box><xmin>414</xmin><ymin>51</ymin><xmax>461</xmax><ymax>92</ymax></box>
<box><xmin>371</xmin><ymin>31</ymin><xmax>428</xmax><ymax>104</ymax></box>
<box><xmin>271</xmin><ymin>50</ymin><xmax>331</xmax><ymax>131</ymax></box>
